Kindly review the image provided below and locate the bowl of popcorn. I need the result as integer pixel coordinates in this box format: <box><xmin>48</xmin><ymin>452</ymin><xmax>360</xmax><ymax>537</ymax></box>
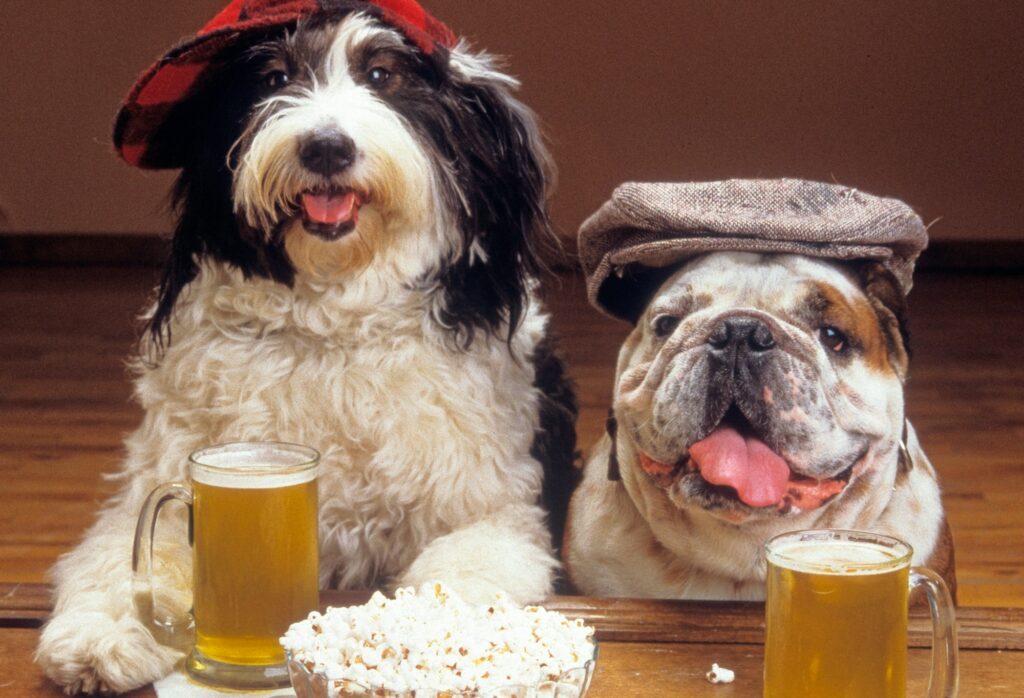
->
<box><xmin>281</xmin><ymin>583</ymin><xmax>597</xmax><ymax>698</ymax></box>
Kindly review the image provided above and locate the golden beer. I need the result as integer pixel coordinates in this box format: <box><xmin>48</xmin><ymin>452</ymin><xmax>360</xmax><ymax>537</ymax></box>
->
<box><xmin>134</xmin><ymin>442</ymin><xmax>320</xmax><ymax>690</ymax></box>
<box><xmin>765</xmin><ymin>537</ymin><xmax>908</xmax><ymax>697</ymax></box>
<box><xmin>191</xmin><ymin>473</ymin><xmax>318</xmax><ymax>666</ymax></box>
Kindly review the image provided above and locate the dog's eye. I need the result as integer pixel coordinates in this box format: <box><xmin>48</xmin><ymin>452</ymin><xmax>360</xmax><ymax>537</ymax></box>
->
<box><xmin>652</xmin><ymin>315</ymin><xmax>681</xmax><ymax>339</ymax></box>
<box><xmin>367</xmin><ymin>66</ymin><xmax>392</xmax><ymax>86</ymax></box>
<box><xmin>263</xmin><ymin>70</ymin><xmax>289</xmax><ymax>91</ymax></box>
<box><xmin>820</xmin><ymin>326</ymin><xmax>848</xmax><ymax>353</ymax></box>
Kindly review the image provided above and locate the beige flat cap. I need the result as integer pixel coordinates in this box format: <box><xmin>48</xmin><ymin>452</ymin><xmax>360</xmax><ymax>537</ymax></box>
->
<box><xmin>578</xmin><ymin>178</ymin><xmax>928</xmax><ymax>322</ymax></box>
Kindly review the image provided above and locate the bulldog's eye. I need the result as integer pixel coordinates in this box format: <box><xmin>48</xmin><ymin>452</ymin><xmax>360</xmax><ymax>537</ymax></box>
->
<box><xmin>820</xmin><ymin>326</ymin><xmax>848</xmax><ymax>353</ymax></box>
<box><xmin>263</xmin><ymin>70</ymin><xmax>289</xmax><ymax>91</ymax></box>
<box><xmin>652</xmin><ymin>314</ymin><xmax>681</xmax><ymax>339</ymax></box>
<box><xmin>367</xmin><ymin>66</ymin><xmax>392</xmax><ymax>86</ymax></box>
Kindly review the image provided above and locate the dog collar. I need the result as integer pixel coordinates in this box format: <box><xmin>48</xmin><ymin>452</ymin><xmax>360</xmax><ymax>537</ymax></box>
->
<box><xmin>606</xmin><ymin>408</ymin><xmax>621</xmax><ymax>481</ymax></box>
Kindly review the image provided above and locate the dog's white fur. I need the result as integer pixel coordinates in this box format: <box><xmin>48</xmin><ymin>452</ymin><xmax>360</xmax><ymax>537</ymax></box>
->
<box><xmin>566</xmin><ymin>253</ymin><xmax>948</xmax><ymax>599</ymax></box>
<box><xmin>37</xmin><ymin>17</ymin><xmax>558</xmax><ymax>694</ymax></box>
<box><xmin>234</xmin><ymin>18</ymin><xmax>458</xmax><ymax>279</ymax></box>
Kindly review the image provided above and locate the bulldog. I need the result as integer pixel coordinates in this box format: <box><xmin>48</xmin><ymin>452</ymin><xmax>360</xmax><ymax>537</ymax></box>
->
<box><xmin>564</xmin><ymin>251</ymin><xmax>955</xmax><ymax>600</ymax></box>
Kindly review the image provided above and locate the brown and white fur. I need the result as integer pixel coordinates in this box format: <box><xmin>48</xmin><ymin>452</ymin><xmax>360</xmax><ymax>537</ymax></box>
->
<box><xmin>565</xmin><ymin>252</ymin><xmax>954</xmax><ymax>600</ymax></box>
<box><xmin>36</xmin><ymin>13</ymin><xmax>576</xmax><ymax>694</ymax></box>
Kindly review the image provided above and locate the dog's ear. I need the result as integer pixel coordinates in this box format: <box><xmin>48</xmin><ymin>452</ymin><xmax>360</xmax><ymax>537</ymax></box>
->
<box><xmin>145</xmin><ymin>44</ymin><xmax>294</xmax><ymax>355</ymax></box>
<box><xmin>430</xmin><ymin>49</ymin><xmax>558</xmax><ymax>347</ymax></box>
<box><xmin>857</xmin><ymin>261</ymin><xmax>912</xmax><ymax>378</ymax></box>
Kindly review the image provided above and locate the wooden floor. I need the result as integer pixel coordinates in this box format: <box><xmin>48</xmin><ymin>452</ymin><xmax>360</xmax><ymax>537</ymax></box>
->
<box><xmin>1</xmin><ymin>266</ymin><xmax>1021</xmax><ymax>607</ymax></box>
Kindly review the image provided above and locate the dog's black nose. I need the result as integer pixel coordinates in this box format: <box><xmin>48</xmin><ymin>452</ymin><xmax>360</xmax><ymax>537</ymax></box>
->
<box><xmin>708</xmin><ymin>317</ymin><xmax>776</xmax><ymax>355</ymax></box>
<box><xmin>298</xmin><ymin>130</ymin><xmax>356</xmax><ymax>177</ymax></box>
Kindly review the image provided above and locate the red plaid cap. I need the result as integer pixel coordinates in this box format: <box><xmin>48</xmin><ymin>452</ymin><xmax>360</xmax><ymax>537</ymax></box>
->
<box><xmin>113</xmin><ymin>0</ymin><xmax>456</xmax><ymax>169</ymax></box>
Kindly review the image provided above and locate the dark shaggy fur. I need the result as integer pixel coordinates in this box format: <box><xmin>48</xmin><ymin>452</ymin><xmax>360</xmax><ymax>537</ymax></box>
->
<box><xmin>147</xmin><ymin>12</ymin><xmax>553</xmax><ymax>353</ymax></box>
<box><xmin>530</xmin><ymin>331</ymin><xmax>580</xmax><ymax>555</ymax></box>
<box><xmin>141</xmin><ymin>10</ymin><xmax>576</xmax><ymax>547</ymax></box>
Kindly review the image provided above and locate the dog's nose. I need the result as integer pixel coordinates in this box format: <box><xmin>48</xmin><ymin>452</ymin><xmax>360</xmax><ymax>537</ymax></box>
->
<box><xmin>298</xmin><ymin>129</ymin><xmax>356</xmax><ymax>177</ymax></box>
<box><xmin>707</xmin><ymin>317</ymin><xmax>776</xmax><ymax>355</ymax></box>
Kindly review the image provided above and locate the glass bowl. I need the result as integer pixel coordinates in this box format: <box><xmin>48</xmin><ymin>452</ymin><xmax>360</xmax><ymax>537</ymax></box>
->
<box><xmin>286</xmin><ymin>645</ymin><xmax>597</xmax><ymax>698</ymax></box>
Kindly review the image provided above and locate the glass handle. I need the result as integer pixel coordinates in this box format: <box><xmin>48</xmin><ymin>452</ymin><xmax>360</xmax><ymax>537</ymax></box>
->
<box><xmin>131</xmin><ymin>482</ymin><xmax>194</xmax><ymax>650</ymax></box>
<box><xmin>910</xmin><ymin>567</ymin><xmax>959</xmax><ymax>697</ymax></box>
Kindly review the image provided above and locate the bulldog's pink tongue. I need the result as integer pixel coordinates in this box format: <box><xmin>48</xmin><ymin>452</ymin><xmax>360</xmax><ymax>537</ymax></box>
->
<box><xmin>689</xmin><ymin>426</ymin><xmax>791</xmax><ymax>507</ymax></box>
<box><xmin>301</xmin><ymin>191</ymin><xmax>359</xmax><ymax>226</ymax></box>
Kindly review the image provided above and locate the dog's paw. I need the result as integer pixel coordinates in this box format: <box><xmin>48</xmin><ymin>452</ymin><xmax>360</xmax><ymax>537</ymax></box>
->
<box><xmin>36</xmin><ymin>610</ymin><xmax>180</xmax><ymax>695</ymax></box>
<box><xmin>400</xmin><ymin>518</ymin><xmax>558</xmax><ymax>605</ymax></box>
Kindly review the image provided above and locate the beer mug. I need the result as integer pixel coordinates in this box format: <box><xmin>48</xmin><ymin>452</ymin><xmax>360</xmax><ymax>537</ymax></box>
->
<box><xmin>132</xmin><ymin>442</ymin><xmax>320</xmax><ymax>690</ymax></box>
<box><xmin>764</xmin><ymin>529</ymin><xmax>958</xmax><ymax>698</ymax></box>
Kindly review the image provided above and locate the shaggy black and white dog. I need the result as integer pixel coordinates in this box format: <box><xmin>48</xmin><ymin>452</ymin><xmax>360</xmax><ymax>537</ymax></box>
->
<box><xmin>37</xmin><ymin>10</ymin><xmax>576</xmax><ymax>694</ymax></box>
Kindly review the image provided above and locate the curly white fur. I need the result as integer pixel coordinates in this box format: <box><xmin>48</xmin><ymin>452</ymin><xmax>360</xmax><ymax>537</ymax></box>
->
<box><xmin>37</xmin><ymin>16</ymin><xmax>559</xmax><ymax>694</ymax></box>
<box><xmin>37</xmin><ymin>260</ymin><xmax>559</xmax><ymax>693</ymax></box>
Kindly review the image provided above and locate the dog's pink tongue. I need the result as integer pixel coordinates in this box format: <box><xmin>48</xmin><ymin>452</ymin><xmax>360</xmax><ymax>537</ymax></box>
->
<box><xmin>301</xmin><ymin>191</ymin><xmax>359</xmax><ymax>226</ymax></box>
<box><xmin>689</xmin><ymin>426</ymin><xmax>791</xmax><ymax>507</ymax></box>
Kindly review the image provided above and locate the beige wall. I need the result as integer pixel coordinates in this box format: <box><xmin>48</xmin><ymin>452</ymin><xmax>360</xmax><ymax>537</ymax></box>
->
<box><xmin>2</xmin><ymin>1</ymin><xmax>1022</xmax><ymax>241</ymax></box>
<box><xmin>0</xmin><ymin>0</ymin><xmax>224</xmax><ymax>235</ymax></box>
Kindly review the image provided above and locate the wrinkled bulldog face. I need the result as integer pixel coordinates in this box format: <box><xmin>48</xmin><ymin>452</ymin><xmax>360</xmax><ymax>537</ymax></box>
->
<box><xmin>614</xmin><ymin>252</ymin><xmax>910</xmax><ymax>522</ymax></box>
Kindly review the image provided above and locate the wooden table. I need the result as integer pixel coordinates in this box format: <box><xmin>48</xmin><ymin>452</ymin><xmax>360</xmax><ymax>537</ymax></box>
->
<box><xmin>3</xmin><ymin>584</ymin><xmax>1022</xmax><ymax>696</ymax></box>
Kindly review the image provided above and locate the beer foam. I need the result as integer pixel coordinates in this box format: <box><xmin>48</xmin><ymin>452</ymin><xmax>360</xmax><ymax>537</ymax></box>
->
<box><xmin>769</xmin><ymin>540</ymin><xmax>908</xmax><ymax>575</ymax></box>
<box><xmin>190</xmin><ymin>443</ymin><xmax>318</xmax><ymax>489</ymax></box>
